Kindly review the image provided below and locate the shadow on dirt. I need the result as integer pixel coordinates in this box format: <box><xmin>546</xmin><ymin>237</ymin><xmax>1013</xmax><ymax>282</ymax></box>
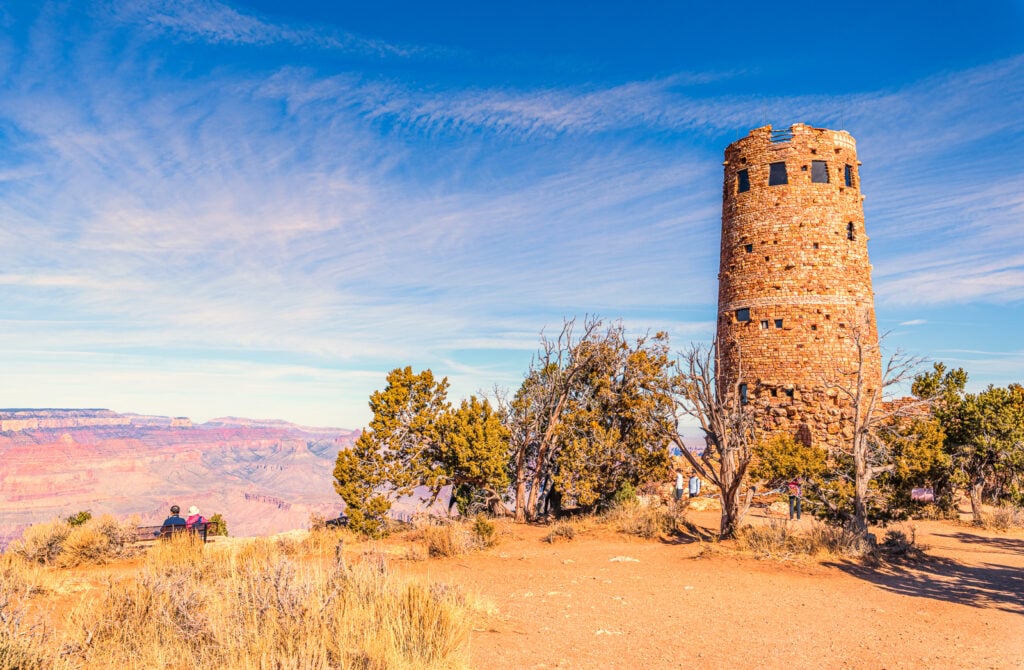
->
<box><xmin>932</xmin><ymin>532</ymin><xmax>1024</xmax><ymax>555</ymax></box>
<box><xmin>659</xmin><ymin>520</ymin><xmax>718</xmax><ymax>545</ymax></box>
<box><xmin>824</xmin><ymin>552</ymin><xmax>1024</xmax><ymax>615</ymax></box>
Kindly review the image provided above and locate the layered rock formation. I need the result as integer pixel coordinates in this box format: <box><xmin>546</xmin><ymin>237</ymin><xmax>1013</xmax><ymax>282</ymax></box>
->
<box><xmin>0</xmin><ymin>409</ymin><xmax>358</xmax><ymax>547</ymax></box>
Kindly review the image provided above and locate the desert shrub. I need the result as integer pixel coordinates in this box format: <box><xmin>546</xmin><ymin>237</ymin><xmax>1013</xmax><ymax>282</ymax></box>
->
<box><xmin>613</xmin><ymin>481</ymin><xmax>638</xmax><ymax>506</ymax></box>
<box><xmin>737</xmin><ymin>520</ymin><xmax>871</xmax><ymax>560</ymax></box>
<box><xmin>471</xmin><ymin>515</ymin><xmax>497</xmax><ymax>548</ymax></box>
<box><xmin>66</xmin><ymin>510</ymin><xmax>92</xmax><ymax>527</ymax></box>
<box><xmin>9</xmin><ymin>515</ymin><xmax>137</xmax><ymax>567</ymax></box>
<box><xmin>9</xmin><ymin>519</ymin><xmax>71</xmax><ymax>565</ymax></box>
<box><xmin>206</xmin><ymin>513</ymin><xmax>228</xmax><ymax>537</ymax></box>
<box><xmin>604</xmin><ymin>501</ymin><xmax>678</xmax><ymax>539</ymax></box>
<box><xmin>983</xmin><ymin>505</ymin><xmax>1024</xmax><ymax>531</ymax></box>
<box><xmin>736</xmin><ymin>519</ymin><xmax>795</xmax><ymax>558</ymax></box>
<box><xmin>879</xmin><ymin>527</ymin><xmax>919</xmax><ymax>554</ymax></box>
<box><xmin>801</xmin><ymin>523</ymin><xmax>870</xmax><ymax>557</ymax></box>
<box><xmin>420</xmin><ymin>523</ymin><xmax>476</xmax><ymax>558</ymax></box>
<box><xmin>912</xmin><ymin>503</ymin><xmax>957</xmax><ymax>521</ymax></box>
<box><xmin>58</xmin><ymin>515</ymin><xmax>138</xmax><ymax>567</ymax></box>
<box><xmin>543</xmin><ymin>522</ymin><xmax>576</xmax><ymax>543</ymax></box>
<box><xmin>57</xmin><ymin>526</ymin><xmax>113</xmax><ymax>568</ymax></box>
<box><xmin>308</xmin><ymin>512</ymin><xmax>327</xmax><ymax>532</ymax></box>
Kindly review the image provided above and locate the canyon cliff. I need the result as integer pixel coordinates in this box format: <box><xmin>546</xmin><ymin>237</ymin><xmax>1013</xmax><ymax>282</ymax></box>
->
<box><xmin>0</xmin><ymin>409</ymin><xmax>358</xmax><ymax>547</ymax></box>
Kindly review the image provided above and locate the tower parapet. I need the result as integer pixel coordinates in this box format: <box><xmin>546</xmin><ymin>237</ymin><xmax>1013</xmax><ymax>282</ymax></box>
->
<box><xmin>717</xmin><ymin>124</ymin><xmax>881</xmax><ymax>446</ymax></box>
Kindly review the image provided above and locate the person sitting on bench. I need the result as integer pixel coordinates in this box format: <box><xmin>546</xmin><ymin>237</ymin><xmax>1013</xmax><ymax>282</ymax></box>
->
<box><xmin>159</xmin><ymin>505</ymin><xmax>187</xmax><ymax>537</ymax></box>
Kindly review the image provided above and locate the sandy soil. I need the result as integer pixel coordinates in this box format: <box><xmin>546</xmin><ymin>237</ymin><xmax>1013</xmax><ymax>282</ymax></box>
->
<box><xmin>405</xmin><ymin>511</ymin><xmax>1024</xmax><ymax>670</ymax></box>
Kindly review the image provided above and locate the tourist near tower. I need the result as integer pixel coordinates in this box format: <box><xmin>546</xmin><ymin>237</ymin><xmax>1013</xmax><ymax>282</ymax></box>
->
<box><xmin>716</xmin><ymin>124</ymin><xmax>882</xmax><ymax>448</ymax></box>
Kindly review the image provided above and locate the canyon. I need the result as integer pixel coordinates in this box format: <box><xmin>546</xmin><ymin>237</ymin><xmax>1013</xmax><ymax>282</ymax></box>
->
<box><xmin>0</xmin><ymin>408</ymin><xmax>358</xmax><ymax>547</ymax></box>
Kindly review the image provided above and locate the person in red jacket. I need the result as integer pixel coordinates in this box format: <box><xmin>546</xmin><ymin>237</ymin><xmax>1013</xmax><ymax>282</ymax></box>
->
<box><xmin>186</xmin><ymin>505</ymin><xmax>206</xmax><ymax>529</ymax></box>
<box><xmin>787</xmin><ymin>477</ymin><xmax>803</xmax><ymax>520</ymax></box>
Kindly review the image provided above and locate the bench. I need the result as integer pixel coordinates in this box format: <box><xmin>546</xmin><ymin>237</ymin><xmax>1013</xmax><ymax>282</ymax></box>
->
<box><xmin>135</xmin><ymin>522</ymin><xmax>210</xmax><ymax>543</ymax></box>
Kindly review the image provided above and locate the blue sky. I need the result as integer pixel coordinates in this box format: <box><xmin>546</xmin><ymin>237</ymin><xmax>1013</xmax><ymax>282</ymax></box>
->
<box><xmin>0</xmin><ymin>1</ymin><xmax>1022</xmax><ymax>428</ymax></box>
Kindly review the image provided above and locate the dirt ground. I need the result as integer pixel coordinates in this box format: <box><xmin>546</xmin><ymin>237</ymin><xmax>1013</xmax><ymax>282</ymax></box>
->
<box><xmin>405</xmin><ymin>510</ymin><xmax>1024</xmax><ymax>670</ymax></box>
<box><xmin>22</xmin><ymin>509</ymin><xmax>1024</xmax><ymax>669</ymax></box>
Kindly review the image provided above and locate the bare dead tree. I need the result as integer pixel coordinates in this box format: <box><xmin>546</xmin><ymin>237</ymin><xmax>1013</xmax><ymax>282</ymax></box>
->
<box><xmin>506</xmin><ymin>317</ymin><xmax>604</xmax><ymax>522</ymax></box>
<box><xmin>822</xmin><ymin>327</ymin><xmax>927</xmax><ymax>536</ymax></box>
<box><xmin>666</xmin><ymin>339</ymin><xmax>758</xmax><ymax>540</ymax></box>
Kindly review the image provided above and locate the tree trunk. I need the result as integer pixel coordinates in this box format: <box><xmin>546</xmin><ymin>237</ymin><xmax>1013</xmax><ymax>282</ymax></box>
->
<box><xmin>718</xmin><ymin>485</ymin><xmax>753</xmax><ymax>540</ymax></box>
<box><xmin>716</xmin><ymin>447</ymin><xmax>752</xmax><ymax>540</ymax></box>
<box><xmin>514</xmin><ymin>446</ymin><xmax>527</xmax><ymax>523</ymax></box>
<box><xmin>524</xmin><ymin>397</ymin><xmax>566</xmax><ymax>520</ymax></box>
<box><xmin>850</xmin><ymin>427</ymin><xmax>871</xmax><ymax>536</ymax></box>
<box><xmin>969</xmin><ymin>480</ymin><xmax>984</xmax><ymax>524</ymax></box>
<box><xmin>852</xmin><ymin>461</ymin><xmax>870</xmax><ymax>536</ymax></box>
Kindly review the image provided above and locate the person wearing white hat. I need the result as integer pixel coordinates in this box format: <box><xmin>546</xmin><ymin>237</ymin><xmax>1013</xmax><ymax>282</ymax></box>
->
<box><xmin>186</xmin><ymin>505</ymin><xmax>206</xmax><ymax>529</ymax></box>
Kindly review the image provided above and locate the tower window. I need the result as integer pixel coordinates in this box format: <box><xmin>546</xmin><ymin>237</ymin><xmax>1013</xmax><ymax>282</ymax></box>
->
<box><xmin>768</xmin><ymin>162</ymin><xmax>788</xmax><ymax>186</ymax></box>
<box><xmin>845</xmin><ymin>164</ymin><xmax>855</xmax><ymax>187</ymax></box>
<box><xmin>811</xmin><ymin>324</ymin><xmax>818</xmax><ymax>331</ymax></box>
<box><xmin>760</xmin><ymin>320</ymin><xmax>769</xmax><ymax>329</ymax></box>
<box><xmin>811</xmin><ymin>161</ymin><xmax>829</xmax><ymax>183</ymax></box>
<box><xmin>813</xmin><ymin>242</ymin><xmax>819</xmax><ymax>249</ymax></box>
<box><xmin>770</xmin><ymin>388</ymin><xmax>778</xmax><ymax>397</ymax></box>
<box><xmin>739</xmin><ymin>383</ymin><xmax>749</xmax><ymax>405</ymax></box>
<box><xmin>774</xmin><ymin>319</ymin><xmax>783</xmax><ymax>329</ymax></box>
<box><xmin>735</xmin><ymin>308</ymin><xmax>750</xmax><ymax>322</ymax></box>
<box><xmin>784</xmin><ymin>388</ymin><xmax>794</xmax><ymax>399</ymax></box>
<box><xmin>847</xmin><ymin>222</ymin><xmax>855</xmax><ymax>241</ymax></box>
<box><xmin>737</xmin><ymin>169</ymin><xmax>750</xmax><ymax>193</ymax></box>
<box><xmin>744</xmin><ymin>243</ymin><xmax>753</xmax><ymax>253</ymax></box>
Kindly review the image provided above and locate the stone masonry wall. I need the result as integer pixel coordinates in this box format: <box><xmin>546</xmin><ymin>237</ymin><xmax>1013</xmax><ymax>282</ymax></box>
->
<box><xmin>717</xmin><ymin>124</ymin><xmax>882</xmax><ymax>448</ymax></box>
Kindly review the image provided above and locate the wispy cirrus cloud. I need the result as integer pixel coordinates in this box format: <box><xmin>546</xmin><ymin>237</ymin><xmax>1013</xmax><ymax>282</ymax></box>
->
<box><xmin>108</xmin><ymin>0</ymin><xmax>428</xmax><ymax>58</ymax></box>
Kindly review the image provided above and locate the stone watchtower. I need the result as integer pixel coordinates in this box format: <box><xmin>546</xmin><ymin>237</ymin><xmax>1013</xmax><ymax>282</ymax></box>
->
<box><xmin>717</xmin><ymin>124</ymin><xmax>881</xmax><ymax>447</ymax></box>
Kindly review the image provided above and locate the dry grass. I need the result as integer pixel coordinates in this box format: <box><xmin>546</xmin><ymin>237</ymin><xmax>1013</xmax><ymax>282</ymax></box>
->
<box><xmin>0</xmin><ymin>554</ymin><xmax>50</xmax><ymax>670</ymax></box>
<box><xmin>416</xmin><ymin>522</ymin><xmax>480</xmax><ymax>558</ymax></box>
<box><xmin>981</xmin><ymin>506</ymin><xmax>1024</xmax><ymax>531</ymax></box>
<box><xmin>1</xmin><ymin>530</ymin><xmax>473</xmax><ymax>669</ymax></box>
<box><xmin>543</xmin><ymin>521</ymin><xmax>579</xmax><ymax>544</ymax></box>
<box><xmin>736</xmin><ymin>519</ymin><xmax>872</xmax><ymax>560</ymax></box>
<box><xmin>603</xmin><ymin>501</ymin><xmax>684</xmax><ymax>539</ymax></box>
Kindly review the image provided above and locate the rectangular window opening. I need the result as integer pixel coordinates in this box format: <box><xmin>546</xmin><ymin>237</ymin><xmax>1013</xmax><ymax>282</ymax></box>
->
<box><xmin>768</xmin><ymin>162</ymin><xmax>788</xmax><ymax>186</ymax></box>
<box><xmin>774</xmin><ymin>319</ymin><xmax>783</xmax><ymax>329</ymax></box>
<box><xmin>813</xmin><ymin>242</ymin><xmax>819</xmax><ymax>249</ymax></box>
<box><xmin>847</xmin><ymin>222</ymin><xmax>855</xmax><ymax>241</ymax></box>
<box><xmin>739</xmin><ymin>383</ymin><xmax>749</xmax><ymax>405</ymax></box>
<box><xmin>784</xmin><ymin>388</ymin><xmax>794</xmax><ymax>399</ymax></box>
<box><xmin>844</xmin><ymin>164</ymin><xmax>854</xmax><ymax>187</ymax></box>
<box><xmin>735</xmin><ymin>308</ymin><xmax>750</xmax><ymax>322</ymax></box>
<box><xmin>770</xmin><ymin>388</ymin><xmax>778</xmax><ymax>398</ymax></box>
<box><xmin>760</xmin><ymin>320</ymin><xmax>769</xmax><ymax>329</ymax></box>
<box><xmin>744</xmin><ymin>243</ymin><xmax>753</xmax><ymax>253</ymax></box>
<box><xmin>811</xmin><ymin>324</ymin><xmax>818</xmax><ymax>331</ymax></box>
<box><xmin>811</xmin><ymin>160</ymin><xmax>829</xmax><ymax>183</ymax></box>
<box><xmin>737</xmin><ymin>169</ymin><xmax>750</xmax><ymax>193</ymax></box>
